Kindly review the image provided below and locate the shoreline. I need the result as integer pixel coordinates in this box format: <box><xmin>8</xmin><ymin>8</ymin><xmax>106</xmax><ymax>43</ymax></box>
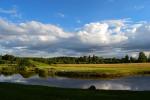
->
<box><xmin>1</xmin><ymin>63</ymin><xmax>150</xmax><ymax>79</ymax></box>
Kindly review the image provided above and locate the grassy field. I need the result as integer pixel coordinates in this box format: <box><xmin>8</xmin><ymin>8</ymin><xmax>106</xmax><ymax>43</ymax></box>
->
<box><xmin>0</xmin><ymin>82</ymin><xmax>150</xmax><ymax>100</ymax></box>
<box><xmin>1</xmin><ymin>62</ymin><xmax>150</xmax><ymax>78</ymax></box>
<box><xmin>46</xmin><ymin>63</ymin><xmax>150</xmax><ymax>78</ymax></box>
<box><xmin>53</xmin><ymin>63</ymin><xmax>150</xmax><ymax>72</ymax></box>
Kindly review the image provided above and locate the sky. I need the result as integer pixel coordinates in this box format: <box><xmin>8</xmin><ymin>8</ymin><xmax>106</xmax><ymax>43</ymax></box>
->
<box><xmin>0</xmin><ymin>0</ymin><xmax>150</xmax><ymax>57</ymax></box>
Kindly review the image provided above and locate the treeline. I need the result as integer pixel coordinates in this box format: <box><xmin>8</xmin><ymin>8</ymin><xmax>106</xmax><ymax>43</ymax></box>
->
<box><xmin>0</xmin><ymin>54</ymin><xmax>35</xmax><ymax>68</ymax></box>
<box><xmin>29</xmin><ymin>52</ymin><xmax>150</xmax><ymax>64</ymax></box>
<box><xmin>0</xmin><ymin>52</ymin><xmax>150</xmax><ymax>64</ymax></box>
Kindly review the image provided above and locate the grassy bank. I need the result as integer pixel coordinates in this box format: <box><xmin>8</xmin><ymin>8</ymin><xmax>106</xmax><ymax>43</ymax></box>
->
<box><xmin>1</xmin><ymin>63</ymin><xmax>150</xmax><ymax>78</ymax></box>
<box><xmin>50</xmin><ymin>63</ymin><xmax>150</xmax><ymax>78</ymax></box>
<box><xmin>0</xmin><ymin>82</ymin><xmax>150</xmax><ymax>100</ymax></box>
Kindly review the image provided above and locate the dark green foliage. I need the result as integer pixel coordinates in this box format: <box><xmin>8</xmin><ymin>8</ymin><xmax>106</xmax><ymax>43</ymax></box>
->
<box><xmin>138</xmin><ymin>52</ymin><xmax>147</xmax><ymax>63</ymax></box>
<box><xmin>88</xmin><ymin>85</ymin><xmax>96</xmax><ymax>90</ymax></box>
<box><xmin>31</xmin><ymin>55</ymin><xmax>126</xmax><ymax>64</ymax></box>
<box><xmin>0</xmin><ymin>60</ymin><xmax>6</xmax><ymax>64</ymax></box>
<box><xmin>0</xmin><ymin>83</ymin><xmax>150</xmax><ymax>100</ymax></box>
<box><xmin>124</xmin><ymin>55</ymin><xmax>129</xmax><ymax>63</ymax></box>
<box><xmin>148</xmin><ymin>54</ymin><xmax>150</xmax><ymax>62</ymax></box>
<box><xmin>2</xmin><ymin>54</ymin><xmax>15</xmax><ymax>61</ymax></box>
<box><xmin>130</xmin><ymin>57</ymin><xmax>137</xmax><ymax>63</ymax></box>
<box><xmin>0</xmin><ymin>52</ymin><xmax>149</xmax><ymax>65</ymax></box>
<box><xmin>0</xmin><ymin>55</ymin><xmax>2</xmax><ymax>60</ymax></box>
<box><xmin>38</xmin><ymin>69</ymin><xmax>48</xmax><ymax>77</ymax></box>
<box><xmin>17</xmin><ymin>58</ymin><xmax>36</xmax><ymax>70</ymax></box>
<box><xmin>1</xmin><ymin>54</ymin><xmax>16</xmax><ymax>64</ymax></box>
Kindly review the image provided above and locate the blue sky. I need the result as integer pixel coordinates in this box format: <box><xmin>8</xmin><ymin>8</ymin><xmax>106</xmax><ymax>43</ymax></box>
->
<box><xmin>1</xmin><ymin>0</ymin><xmax>150</xmax><ymax>30</ymax></box>
<box><xmin>0</xmin><ymin>0</ymin><xmax>150</xmax><ymax>57</ymax></box>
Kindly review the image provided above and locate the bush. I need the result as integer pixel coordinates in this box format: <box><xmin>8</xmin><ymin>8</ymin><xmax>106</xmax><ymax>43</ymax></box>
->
<box><xmin>17</xmin><ymin>59</ymin><xmax>36</xmax><ymax>70</ymax></box>
<box><xmin>38</xmin><ymin>69</ymin><xmax>48</xmax><ymax>77</ymax></box>
<box><xmin>88</xmin><ymin>85</ymin><xmax>96</xmax><ymax>90</ymax></box>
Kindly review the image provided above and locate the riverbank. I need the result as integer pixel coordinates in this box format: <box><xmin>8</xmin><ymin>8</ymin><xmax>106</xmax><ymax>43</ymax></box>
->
<box><xmin>1</xmin><ymin>63</ymin><xmax>150</xmax><ymax>79</ymax></box>
<box><xmin>0</xmin><ymin>82</ymin><xmax>149</xmax><ymax>100</ymax></box>
<box><xmin>41</xmin><ymin>63</ymin><xmax>150</xmax><ymax>78</ymax></box>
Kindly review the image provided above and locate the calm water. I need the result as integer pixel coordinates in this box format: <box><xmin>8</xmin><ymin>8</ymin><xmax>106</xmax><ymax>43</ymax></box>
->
<box><xmin>0</xmin><ymin>74</ymin><xmax>150</xmax><ymax>91</ymax></box>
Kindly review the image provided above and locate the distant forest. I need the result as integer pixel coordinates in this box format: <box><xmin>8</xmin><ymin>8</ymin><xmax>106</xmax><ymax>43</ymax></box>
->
<box><xmin>0</xmin><ymin>52</ymin><xmax>150</xmax><ymax>65</ymax></box>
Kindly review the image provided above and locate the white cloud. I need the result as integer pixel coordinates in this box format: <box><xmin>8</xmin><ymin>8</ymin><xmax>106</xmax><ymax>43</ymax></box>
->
<box><xmin>0</xmin><ymin>6</ymin><xmax>22</xmax><ymax>18</ymax></box>
<box><xmin>0</xmin><ymin>18</ymin><xmax>73</xmax><ymax>56</ymax></box>
<box><xmin>0</xmin><ymin>18</ymin><xmax>150</xmax><ymax>57</ymax></box>
<box><xmin>0</xmin><ymin>8</ymin><xmax>16</xmax><ymax>14</ymax></box>
<box><xmin>134</xmin><ymin>5</ymin><xmax>145</xmax><ymax>10</ymax></box>
<box><xmin>77</xmin><ymin>20</ymin><xmax>128</xmax><ymax>46</ymax></box>
<box><xmin>56</xmin><ymin>12</ymin><xmax>65</xmax><ymax>18</ymax></box>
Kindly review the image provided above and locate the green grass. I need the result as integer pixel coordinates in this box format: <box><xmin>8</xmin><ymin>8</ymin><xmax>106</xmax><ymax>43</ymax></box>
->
<box><xmin>49</xmin><ymin>63</ymin><xmax>150</xmax><ymax>78</ymax></box>
<box><xmin>29</xmin><ymin>60</ymin><xmax>50</xmax><ymax>68</ymax></box>
<box><xmin>53</xmin><ymin>63</ymin><xmax>150</xmax><ymax>73</ymax></box>
<box><xmin>0</xmin><ymin>82</ymin><xmax>150</xmax><ymax>100</ymax></box>
<box><xmin>6</xmin><ymin>60</ymin><xmax>150</xmax><ymax>75</ymax></box>
<box><xmin>1</xmin><ymin>62</ymin><xmax>150</xmax><ymax>78</ymax></box>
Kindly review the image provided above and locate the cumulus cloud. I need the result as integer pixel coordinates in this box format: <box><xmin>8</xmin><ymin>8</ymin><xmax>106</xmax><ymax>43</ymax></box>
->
<box><xmin>125</xmin><ymin>23</ymin><xmax>150</xmax><ymax>50</ymax></box>
<box><xmin>0</xmin><ymin>18</ymin><xmax>150</xmax><ymax>57</ymax></box>
<box><xmin>77</xmin><ymin>20</ymin><xmax>128</xmax><ymax>46</ymax></box>
<box><xmin>0</xmin><ymin>18</ymin><xmax>73</xmax><ymax>56</ymax></box>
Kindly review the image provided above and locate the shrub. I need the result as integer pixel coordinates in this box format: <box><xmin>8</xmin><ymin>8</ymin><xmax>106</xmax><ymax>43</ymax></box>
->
<box><xmin>88</xmin><ymin>85</ymin><xmax>96</xmax><ymax>90</ymax></box>
<box><xmin>38</xmin><ymin>69</ymin><xmax>48</xmax><ymax>77</ymax></box>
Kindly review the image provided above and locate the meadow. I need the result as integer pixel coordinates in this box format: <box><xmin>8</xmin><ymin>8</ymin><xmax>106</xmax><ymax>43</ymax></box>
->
<box><xmin>34</xmin><ymin>63</ymin><xmax>150</xmax><ymax>78</ymax></box>
<box><xmin>51</xmin><ymin>63</ymin><xmax>150</xmax><ymax>78</ymax></box>
<box><xmin>1</xmin><ymin>61</ymin><xmax>150</xmax><ymax>78</ymax></box>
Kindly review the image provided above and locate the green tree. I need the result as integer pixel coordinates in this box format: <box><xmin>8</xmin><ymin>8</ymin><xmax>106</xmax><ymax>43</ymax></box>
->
<box><xmin>130</xmin><ymin>57</ymin><xmax>137</xmax><ymax>63</ymax></box>
<box><xmin>124</xmin><ymin>55</ymin><xmax>129</xmax><ymax>63</ymax></box>
<box><xmin>2</xmin><ymin>54</ymin><xmax>15</xmax><ymax>61</ymax></box>
<box><xmin>0</xmin><ymin>55</ymin><xmax>2</xmax><ymax>60</ymax></box>
<box><xmin>17</xmin><ymin>58</ymin><xmax>36</xmax><ymax>70</ymax></box>
<box><xmin>148</xmin><ymin>54</ymin><xmax>150</xmax><ymax>62</ymax></box>
<box><xmin>138</xmin><ymin>52</ymin><xmax>147</xmax><ymax>63</ymax></box>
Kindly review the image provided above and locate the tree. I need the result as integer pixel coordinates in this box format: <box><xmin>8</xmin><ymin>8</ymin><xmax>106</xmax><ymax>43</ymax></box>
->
<box><xmin>0</xmin><ymin>55</ymin><xmax>2</xmax><ymax>60</ymax></box>
<box><xmin>130</xmin><ymin>57</ymin><xmax>137</xmax><ymax>63</ymax></box>
<box><xmin>123</xmin><ymin>55</ymin><xmax>129</xmax><ymax>63</ymax></box>
<box><xmin>2</xmin><ymin>54</ymin><xmax>15</xmax><ymax>61</ymax></box>
<box><xmin>138</xmin><ymin>52</ymin><xmax>147</xmax><ymax>63</ymax></box>
<box><xmin>17</xmin><ymin>58</ymin><xmax>36</xmax><ymax>70</ymax></box>
<box><xmin>148</xmin><ymin>54</ymin><xmax>150</xmax><ymax>62</ymax></box>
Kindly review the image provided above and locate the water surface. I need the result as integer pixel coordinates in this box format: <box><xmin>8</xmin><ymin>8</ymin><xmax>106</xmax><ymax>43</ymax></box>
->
<box><xmin>0</xmin><ymin>74</ymin><xmax>150</xmax><ymax>91</ymax></box>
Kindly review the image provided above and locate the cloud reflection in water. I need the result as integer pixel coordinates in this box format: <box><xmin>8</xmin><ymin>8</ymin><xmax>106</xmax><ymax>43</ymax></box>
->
<box><xmin>0</xmin><ymin>74</ymin><xmax>150</xmax><ymax>91</ymax></box>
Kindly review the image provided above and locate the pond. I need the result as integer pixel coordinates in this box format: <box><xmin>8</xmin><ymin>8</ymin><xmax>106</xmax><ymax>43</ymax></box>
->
<box><xmin>0</xmin><ymin>74</ymin><xmax>150</xmax><ymax>91</ymax></box>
